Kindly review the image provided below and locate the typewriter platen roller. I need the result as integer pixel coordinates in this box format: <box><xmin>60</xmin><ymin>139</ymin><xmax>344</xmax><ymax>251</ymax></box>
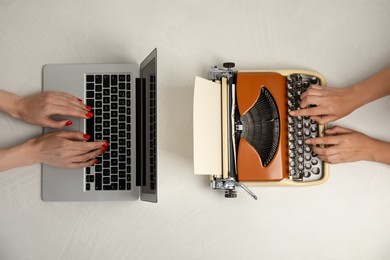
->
<box><xmin>193</xmin><ymin>63</ymin><xmax>330</xmax><ymax>199</ymax></box>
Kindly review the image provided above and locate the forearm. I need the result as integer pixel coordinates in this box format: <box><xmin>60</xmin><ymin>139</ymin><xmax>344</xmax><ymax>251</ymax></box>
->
<box><xmin>0</xmin><ymin>140</ymin><xmax>37</xmax><ymax>172</ymax></box>
<box><xmin>350</xmin><ymin>66</ymin><xmax>390</xmax><ymax>109</ymax></box>
<box><xmin>371</xmin><ymin>139</ymin><xmax>390</xmax><ymax>165</ymax></box>
<box><xmin>0</xmin><ymin>90</ymin><xmax>21</xmax><ymax>118</ymax></box>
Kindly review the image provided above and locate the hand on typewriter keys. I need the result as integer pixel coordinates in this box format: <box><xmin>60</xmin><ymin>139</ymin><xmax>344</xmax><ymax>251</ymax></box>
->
<box><xmin>305</xmin><ymin>126</ymin><xmax>390</xmax><ymax>164</ymax></box>
<box><xmin>290</xmin><ymin>67</ymin><xmax>390</xmax><ymax>165</ymax></box>
<box><xmin>290</xmin><ymin>85</ymin><xmax>358</xmax><ymax>124</ymax></box>
<box><xmin>290</xmin><ymin>67</ymin><xmax>390</xmax><ymax>125</ymax></box>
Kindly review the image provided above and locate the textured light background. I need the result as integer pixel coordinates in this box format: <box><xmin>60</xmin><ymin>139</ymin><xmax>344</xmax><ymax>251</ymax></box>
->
<box><xmin>0</xmin><ymin>0</ymin><xmax>389</xmax><ymax>259</ymax></box>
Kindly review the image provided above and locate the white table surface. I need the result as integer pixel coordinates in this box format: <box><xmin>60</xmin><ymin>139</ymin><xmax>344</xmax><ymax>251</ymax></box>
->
<box><xmin>1</xmin><ymin>0</ymin><xmax>390</xmax><ymax>259</ymax></box>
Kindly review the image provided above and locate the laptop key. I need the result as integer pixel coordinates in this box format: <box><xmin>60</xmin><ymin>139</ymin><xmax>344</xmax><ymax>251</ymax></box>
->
<box><xmin>119</xmin><ymin>179</ymin><xmax>126</xmax><ymax>190</ymax></box>
<box><xmin>95</xmin><ymin>174</ymin><xmax>102</xmax><ymax>190</ymax></box>
<box><xmin>95</xmin><ymin>75</ymin><xmax>102</xmax><ymax>84</ymax></box>
<box><xmin>119</xmin><ymin>74</ymin><xmax>125</xmax><ymax>81</ymax></box>
<box><xmin>86</xmin><ymin>75</ymin><xmax>94</xmax><ymax>82</ymax></box>
<box><xmin>111</xmin><ymin>75</ymin><xmax>118</xmax><ymax>85</ymax></box>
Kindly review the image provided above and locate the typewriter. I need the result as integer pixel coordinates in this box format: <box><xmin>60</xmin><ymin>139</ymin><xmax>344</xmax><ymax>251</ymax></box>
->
<box><xmin>193</xmin><ymin>63</ymin><xmax>330</xmax><ymax>199</ymax></box>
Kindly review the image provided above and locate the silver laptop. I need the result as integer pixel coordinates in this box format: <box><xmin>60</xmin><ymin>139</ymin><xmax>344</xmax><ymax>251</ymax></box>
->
<box><xmin>42</xmin><ymin>49</ymin><xmax>157</xmax><ymax>202</ymax></box>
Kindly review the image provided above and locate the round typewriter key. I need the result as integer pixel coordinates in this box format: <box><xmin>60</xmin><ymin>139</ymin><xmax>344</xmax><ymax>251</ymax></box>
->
<box><xmin>298</xmin><ymin>164</ymin><xmax>304</xmax><ymax>171</ymax></box>
<box><xmin>304</xmin><ymin>145</ymin><xmax>311</xmax><ymax>153</ymax></box>
<box><xmin>297</xmin><ymin>116</ymin><xmax>303</xmax><ymax>121</ymax></box>
<box><xmin>310</xmin><ymin>77</ymin><xmax>318</xmax><ymax>84</ymax></box>
<box><xmin>312</xmin><ymin>151</ymin><xmax>317</xmax><ymax>157</ymax></box>
<box><xmin>297</xmin><ymin>130</ymin><xmax>303</xmax><ymax>137</ymax></box>
<box><xmin>290</xmin><ymin>161</ymin><xmax>296</xmax><ymax>167</ymax></box>
<box><xmin>310</xmin><ymin>119</ymin><xmax>316</xmax><ymax>124</ymax></box>
<box><xmin>303</xmin><ymin>81</ymin><xmax>310</xmax><ymax>89</ymax></box>
<box><xmin>289</xmin><ymin>151</ymin><xmax>296</xmax><ymax>158</ymax></box>
<box><xmin>311</xmin><ymin>126</ymin><xmax>317</xmax><ymax>132</ymax></box>
<box><xmin>289</xmin><ymin>134</ymin><xmax>295</xmax><ymax>142</ymax></box>
<box><xmin>304</xmin><ymin>171</ymin><xmax>311</xmax><ymax>178</ymax></box>
<box><xmin>298</xmin><ymin>156</ymin><xmax>304</xmax><ymax>163</ymax></box>
<box><xmin>312</xmin><ymin>167</ymin><xmax>320</xmax><ymax>175</ymax></box>
<box><xmin>288</xmin><ymin>117</ymin><xmax>294</xmax><ymax>125</ymax></box>
<box><xmin>305</xmin><ymin>154</ymin><xmax>311</xmax><ymax>161</ymax></box>
<box><xmin>289</xmin><ymin>143</ymin><xmax>296</xmax><ymax>150</ymax></box>
<box><xmin>297</xmin><ymin>123</ymin><xmax>303</xmax><ymax>129</ymax></box>
<box><xmin>304</xmin><ymin>122</ymin><xmax>310</xmax><ymax>128</ymax></box>
<box><xmin>298</xmin><ymin>148</ymin><xmax>304</xmax><ymax>154</ymax></box>
<box><xmin>297</xmin><ymin>139</ymin><xmax>303</xmax><ymax>146</ymax></box>
<box><xmin>312</xmin><ymin>159</ymin><xmax>318</xmax><ymax>165</ymax></box>
<box><xmin>304</xmin><ymin>130</ymin><xmax>310</xmax><ymax>136</ymax></box>
<box><xmin>305</xmin><ymin>163</ymin><xmax>311</xmax><ymax>169</ymax></box>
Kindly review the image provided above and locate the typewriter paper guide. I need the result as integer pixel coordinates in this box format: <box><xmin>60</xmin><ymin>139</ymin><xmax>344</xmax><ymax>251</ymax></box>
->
<box><xmin>193</xmin><ymin>76</ymin><xmax>222</xmax><ymax>175</ymax></box>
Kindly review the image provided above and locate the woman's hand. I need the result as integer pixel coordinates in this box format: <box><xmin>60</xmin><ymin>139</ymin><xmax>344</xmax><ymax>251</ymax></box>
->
<box><xmin>14</xmin><ymin>91</ymin><xmax>93</xmax><ymax>128</ymax></box>
<box><xmin>306</xmin><ymin>126</ymin><xmax>390</xmax><ymax>164</ymax></box>
<box><xmin>289</xmin><ymin>85</ymin><xmax>359</xmax><ymax>124</ymax></box>
<box><xmin>0</xmin><ymin>131</ymin><xmax>107</xmax><ymax>172</ymax></box>
<box><xmin>30</xmin><ymin>131</ymin><xmax>107</xmax><ymax>168</ymax></box>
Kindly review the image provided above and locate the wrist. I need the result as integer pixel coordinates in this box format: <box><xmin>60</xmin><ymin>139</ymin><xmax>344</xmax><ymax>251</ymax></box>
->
<box><xmin>20</xmin><ymin>138</ymin><xmax>40</xmax><ymax>165</ymax></box>
<box><xmin>348</xmin><ymin>84</ymin><xmax>366</xmax><ymax>110</ymax></box>
<box><xmin>371</xmin><ymin>140</ymin><xmax>390</xmax><ymax>165</ymax></box>
<box><xmin>0</xmin><ymin>90</ymin><xmax>23</xmax><ymax>119</ymax></box>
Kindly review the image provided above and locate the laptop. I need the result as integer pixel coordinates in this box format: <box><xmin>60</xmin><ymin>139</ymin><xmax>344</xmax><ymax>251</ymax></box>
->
<box><xmin>42</xmin><ymin>49</ymin><xmax>157</xmax><ymax>202</ymax></box>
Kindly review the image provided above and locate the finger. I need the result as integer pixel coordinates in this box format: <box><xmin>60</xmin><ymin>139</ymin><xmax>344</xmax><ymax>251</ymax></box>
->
<box><xmin>305</xmin><ymin>136</ymin><xmax>341</xmax><ymax>145</ymax></box>
<box><xmin>50</xmin><ymin>105</ymin><xmax>92</xmax><ymax>119</ymax></box>
<box><xmin>299</xmin><ymin>96</ymin><xmax>324</xmax><ymax>108</ymax></box>
<box><xmin>56</xmin><ymin>131</ymin><xmax>90</xmax><ymax>141</ymax></box>
<box><xmin>309</xmin><ymin>115</ymin><xmax>338</xmax><ymax>125</ymax></box>
<box><xmin>312</xmin><ymin>145</ymin><xmax>341</xmax><ymax>157</ymax></box>
<box><xmin>300</xmin><ymin>87</ymin><xmax>323</xmax><ymax>100</ymax></box>
<box><xmin>46</xmin><ymin>92</ymin><xmax>91</xmax><ymax>111</ymax></box>
<box><xmin>41</xmin><ymin>118</ymin><xmax>74</xmax><ymax>129</ymax></box>
<box><xmin>67</xmin><ymin>158</ymin><xmax>99</xmax><ymax>169</ymax></box>
<box><xmin>317</xmin><ymin>153</ymin><xmax>342</xmax><ymax>164</ymax></box>
<box><xmin>289</xmin><ymin>106</ymin><xmax>325</xmax><ymax>117</ymax></box>
<box><xmin>325</xmin><ymin>126</ymin><xmax>353</xmax><ymax>135</ymax></box>
<box><xmin>70</xmin><ymin>147</ymin><xmax>105</xmax><ymax>163</ymax></box>
<box><xmin>70</xmin><ymin>140</ymin><xmax>108</xmax><ymax>152</ymax></box>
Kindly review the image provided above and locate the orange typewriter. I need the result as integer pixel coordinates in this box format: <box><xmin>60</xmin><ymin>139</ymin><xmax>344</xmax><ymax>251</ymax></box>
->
<box><xmin>193</xmin><ymin>63</ymin><xmax>329</xmax><ymax>199</ymax></box>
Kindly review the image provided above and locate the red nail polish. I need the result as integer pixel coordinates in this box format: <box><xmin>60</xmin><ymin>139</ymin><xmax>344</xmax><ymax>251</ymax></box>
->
<box><xmin>86</xmin><ymin>105</ymin><xmax>92</xmax><ymax>111</ymax></box>
<box><xmin>83</xmin><ymin>134</ymin><xmax>90</xmax><ymax>140</ymax></box>
<box><xmin>86</xmin><ymin>112</ymin><xmax>94</xmax><ymax>118</ymax></box>
<box><xmin>101</xmin><ymin>148</ymin><xmax>106</xmax><ymax>153</ymax></box>
<box><xmin>102</xmin><ymin>143</ymin><xmax>108</xmax><ymax>149</ymax></box>
<box><xmin>94</xmin><ymin>159</ymin><xmax>99</xmax><ymax>164</ymax></box>
<box><xmin>65</xmin><ymin>120</ymin><xmax>72</xmax><ymax>126</ymax></box>
<box><xmin>77</xmin><ymin>98</ymin><xmax>83</xmax><ymax>102</ymax></box>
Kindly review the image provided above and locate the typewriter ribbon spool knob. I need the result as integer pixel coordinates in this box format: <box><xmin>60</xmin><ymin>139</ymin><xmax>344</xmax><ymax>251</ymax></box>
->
<box><xmin>223</xmin><ymin>62</ymin><xmax>235</xmax><ymax>69</ymax></box>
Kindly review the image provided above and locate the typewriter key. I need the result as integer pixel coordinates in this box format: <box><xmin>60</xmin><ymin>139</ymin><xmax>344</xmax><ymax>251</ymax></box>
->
<box><xmin>312</xmin><ymin>167</ymin><xmax>320</xmax><ymax>175</ymax></box>
<box><xmin>304</xmin><ymin>171</ymin><xmax>311</xmax><ymax>178</ymax></box>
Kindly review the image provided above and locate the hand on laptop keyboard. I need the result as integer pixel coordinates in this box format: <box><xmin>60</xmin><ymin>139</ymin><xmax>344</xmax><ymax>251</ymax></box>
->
<box><xmin>0</xmin><ymin>90</ymin><xmax>92</xmax><ymax>128</ymax></box>
<box><xmin>0</xmin><ymin>90</ymin><xmax>107</xmax><ymax>172</ymax></box>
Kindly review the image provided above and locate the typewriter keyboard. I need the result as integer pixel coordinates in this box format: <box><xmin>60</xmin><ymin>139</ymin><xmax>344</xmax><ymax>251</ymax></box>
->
<box><xmin>287</xmin><ymin>74</ymin><xmax>324</xmax><ymax>182</ymax></box>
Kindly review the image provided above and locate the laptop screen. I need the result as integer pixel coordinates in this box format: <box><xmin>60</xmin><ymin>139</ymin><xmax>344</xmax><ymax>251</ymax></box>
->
<box><xmin>137</xmin><ymin>48</ymin><xmax>157</xmax><ymax>203</ymax></box>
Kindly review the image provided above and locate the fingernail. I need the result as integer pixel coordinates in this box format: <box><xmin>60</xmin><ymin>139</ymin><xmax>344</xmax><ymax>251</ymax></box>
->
<box><xmin>65</xmin><ymin>120</ymin><xmax>72</xmax><ymax>126</ymax></box>
<box><xmin>86</xmin><ymin>105</ymin><xmax>92</xmax><ymax>111</ymax></box>
<box><xmin>289</xmin><ymin>111</ymin><xmax>296</xmax><ymax>116</ymax></box>
<box><xmin>102</xmin><ymin>143</ymin><xmax>108</xmax><ymax>149</ymax></box>
<box><xmin>77</xmin><ymin>98</ymin><xmax>83</xmax><ymax>102</ymax></box>
<box><xmin>83</xmin><ymin>134</ymin><xmax>90</xmax><ymax>140</ymax></box>
<box><xmin>101</xmin><ymin>148</ymin><xmax>106</xmax><ymax>153</ymax></box>
<box><xmin>305</xmin><ymin>139</ymin><xmax>311</xmax><ymax>144</ymax></box>
<box><xmin>86</xmin><ymin>112</ymin><xmax>94</xmax><ymax>118</ymax></box>
<box><xmin>94</xmin><ymin>159</ymin><xmax>99</xmax><ymax>164</ymax></box>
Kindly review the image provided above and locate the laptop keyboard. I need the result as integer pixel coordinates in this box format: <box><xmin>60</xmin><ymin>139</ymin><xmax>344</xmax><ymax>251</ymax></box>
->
<box><xmin>84</xmin><ymin>74</ymin><xmax>132</xmax><ymax>191</ymax></box>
